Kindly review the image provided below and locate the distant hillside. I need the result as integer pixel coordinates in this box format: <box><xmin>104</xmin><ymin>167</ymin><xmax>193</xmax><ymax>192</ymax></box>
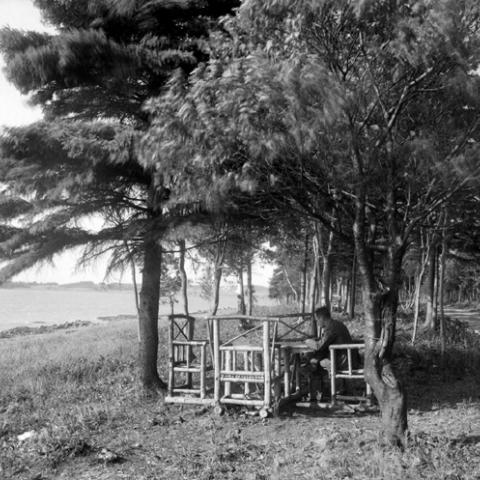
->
<box><xmin>1</xmin><ymin>281</ymin><xmax>270</xmax><ymax>295</ymax></box>
<box><xmin>0</xmin><ymin>281</ymin><xmax>134</xmax><ymax>291</ymax></box>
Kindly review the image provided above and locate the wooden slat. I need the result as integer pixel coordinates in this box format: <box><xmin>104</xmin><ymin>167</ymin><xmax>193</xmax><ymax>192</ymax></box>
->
<box><xmin>168</xmin><ymin>318</ymin><xmax>174</xmax><ymax>396</ymax></box>
<box><xmin>263</xmin><ymin>320</ymin><xmax>271</xmax><ymax>408</ymax></box>
<box><xmin>329</xmin><ymin>343</ymin><xmax>364</xmax><ymax>349</ymax></box>
<box><xmin>202</xmin><ymin>313</ymin><xmax>311</xmax><ymax>322</ymax></box>
<box><xmin>224</xmin><ymin>350</ymin><xmax>231</xmax><ymax>398</ymax></box>
<box><xmin>200</xmin><ymin>344</ymin><xmax>206</xmax><ymax>399</ymax></box>
<box><xmin>220</xmin><ymin>345</ymin><xmax>263</xmax><ymax>352</ymax></box>
<box><xmin>220</xmin><ymin>370</ymin><xmax>265</xmax><ymax>378</ymax></box>
<box><xmin>330</xmin><ymin>345</ymin><xmax>336</xmax><ymax>405</ymax></box>
<box><xmin>243</xmin><ymin>351</ymin><xmax>250</xmax><ymax>396</ymax></box>
<box><xmin>173</xmin><ymin>388</ymin><xmax>202</xmax><ymax>394</ymax></box>
<box><xmin>213</xmin><ymin>318</ymin><xmax>220</xmax><ymax>405</ymax></box>
<box><xmin>221</xmin><ymin>398</ymin><xmax>265</xmax><ymax>407</ymax></box>
<box><xmin>173</xmin><ymin>366</ymin><xmax>202</xmax><ymax>373</ymax></box>
<box><xmin>165</xmin><ymin>396</ymin><xmax>215</xmax><ymax>406</ymax></box>
<box><xmin>220</xmin><ymin>376</ymin><xmax>265</xmax><ymax>384</ymax></box>
<box><xmin>282</xmin><ymin>347</ymin><xmax>291</xmax><ymax>397</ymax></box>
<box><xmin>173</xmin><ymin>340</ymin><xmax>208</xmax><ymax>346</ymax></box>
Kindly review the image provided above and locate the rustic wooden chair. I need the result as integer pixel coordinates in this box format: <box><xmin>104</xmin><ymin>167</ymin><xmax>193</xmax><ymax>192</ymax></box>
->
<box><xmin>167</xmin><ymin>315</ymin><xmax>212</xmax><ymax>403</ymax></box>
<box><xmin>329</xmin><ymin>343</ymin><xmax>372</xmax><ymax>405</ymax></box>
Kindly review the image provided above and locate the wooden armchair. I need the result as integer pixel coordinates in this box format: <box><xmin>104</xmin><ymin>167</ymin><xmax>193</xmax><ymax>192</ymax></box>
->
<box><xmin>329</xmin><ymin>343</ymin><xmax>372</xmax><ymax>405</ymax></box>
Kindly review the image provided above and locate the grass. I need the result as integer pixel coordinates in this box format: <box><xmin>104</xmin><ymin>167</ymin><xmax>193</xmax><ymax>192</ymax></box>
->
<box><xmin>0</xmin><ymin>312</ymin><xmax>479</xmax><ymax>479</ymax></box>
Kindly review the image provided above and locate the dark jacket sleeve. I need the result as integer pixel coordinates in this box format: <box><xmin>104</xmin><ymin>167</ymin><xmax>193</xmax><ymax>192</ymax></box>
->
<box><xmin>313</xmin><ymin>323</ymin><xmax>338</xmax><ymax>359</ymax></box>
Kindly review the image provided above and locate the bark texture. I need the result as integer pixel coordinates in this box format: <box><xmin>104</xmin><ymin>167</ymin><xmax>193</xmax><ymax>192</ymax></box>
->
<box><xmin>138</xmin><ymin>235</ymin><xmax>166</xmax><ymax>392</ymax></box>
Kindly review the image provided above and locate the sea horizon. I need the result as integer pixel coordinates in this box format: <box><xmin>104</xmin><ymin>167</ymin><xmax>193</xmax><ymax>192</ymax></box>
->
<box><xmin>0</xmin><ymin>283</ymin><xmax>274</xmax><ymax>332</ymax></box>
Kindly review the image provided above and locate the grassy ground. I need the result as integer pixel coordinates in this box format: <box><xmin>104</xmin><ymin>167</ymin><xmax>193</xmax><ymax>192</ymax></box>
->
<box><xmin>1</xmin><ymin>312</ymin><xmax>479</xmax><ymax>480</ymax></box>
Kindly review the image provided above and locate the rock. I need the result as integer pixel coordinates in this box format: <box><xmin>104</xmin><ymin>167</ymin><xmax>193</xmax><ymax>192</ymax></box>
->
<box><xmin>17</xmin><ymin>430</ymin><xmax>36</xmax><ymax>442</ymax></box>
<box><xmin>97</xmin><ymin>447</ymin><xmax>123</xmax><ymax>464</ymax></box>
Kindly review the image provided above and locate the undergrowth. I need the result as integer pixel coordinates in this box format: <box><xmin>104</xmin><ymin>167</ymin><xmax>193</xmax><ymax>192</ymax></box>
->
<box><xmin>0</xmin><ymin>311</ymin><xmax>479</xmax><ymax>479</ymax></box>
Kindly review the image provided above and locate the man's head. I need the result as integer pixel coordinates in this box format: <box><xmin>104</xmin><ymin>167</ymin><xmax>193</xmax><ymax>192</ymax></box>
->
<box><xmin>314</xmin><ymin>306</ymin><xmax>332</xmax><ymax>328</ymax></box>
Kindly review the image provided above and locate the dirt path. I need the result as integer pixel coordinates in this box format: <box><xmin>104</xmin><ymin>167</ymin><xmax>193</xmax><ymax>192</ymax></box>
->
<box><xmin>445</xmin><ymin>306</ymin><xmax>480</xmax><ymax>333</ymax></box>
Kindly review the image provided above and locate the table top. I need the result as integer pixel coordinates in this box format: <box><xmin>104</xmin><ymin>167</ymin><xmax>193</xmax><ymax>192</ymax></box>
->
<box><xmin>276</xmin><ymin>340</ymin><xmax>315</xmax><ymax>352</ymax></box>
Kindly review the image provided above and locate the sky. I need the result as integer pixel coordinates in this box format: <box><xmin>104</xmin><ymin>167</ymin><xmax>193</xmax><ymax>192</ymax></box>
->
<box><xmin>0</xmin><ymin>1</ymin><xmax>274</xmax><ymax>286</ymax></box>
<box><xmin>0</xmin><ymin>0</ymin><xmax>53</xmax><ymax>128</ymax></box>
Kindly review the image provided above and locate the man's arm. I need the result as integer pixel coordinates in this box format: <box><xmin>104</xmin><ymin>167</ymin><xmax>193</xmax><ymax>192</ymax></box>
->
<box><xmin>315</xmin><ymin>324</ymin><xmax>338</xmax><ymax>358</ymax></box>
<box><xmin>305</xmin><ymin>323</ymin><xmax>337</xmax><ymax>359</ymax></box>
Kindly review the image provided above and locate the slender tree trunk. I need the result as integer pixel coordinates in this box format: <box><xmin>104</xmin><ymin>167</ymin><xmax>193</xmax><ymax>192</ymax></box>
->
<box><xmin>178</xmin><ymin>239</ymin><xmax>194</xmax><ymax>386</ymax></box>
<box><xmin>178</xmin><ymin>239</ymin><xmax>193</xmax><ymax>338</ymax></box>
<box><xmin>246</xmin><ymin>256</ymin><xmax>254</xmax><ymax>316</ymax></box>
<box><xmin>320</xmin><ymin>229</ymin><xmax>334</xmax><ymax>312</ymax></box>
<box><xmin>309</xmin><ymin>262</ymin><xmax>319</xmax><ymax>336</ymax></box>
<box><xmin>124</xmin><ymin>240</ymin><xmax>140</xmax><ymax>341</ymax></box>
<box><xmin>211</xmin><ymin>267</ymin><xmax>222</xmax><ymax>316</ymax></box>
<box><xmin>439</xmin><ymin>211</ymin><xmax>448</xmax><ymax>374</ymax></box>
<box><xmin>237</xmin><ymin>266</ymin><xmax>246</xmax><ymax>315</ymax></box>
<box><xmin>411</xmin><ymin>233</ymin><xmax>431</xmax><ymax>344</ymax></box>
<box><xmin>300</xmin><ymin>232</ymin><xmax>309</xmax><ymax>314</ymax></box>
<box><xmin>317</xmin><ymin>221</ymin><xmax>335</xmax><ymax>311</ymax></box>
<box><xmin>349</xmin><ymin>253</ymin><xmax>357</xmax><ymax>318</ymax></box>
<box><xmin>178</xmin><ymin>240</ymin><xmax>189</xmax><ymax>317</ymax></box>
<box><xmin>282</xmin><ymin>266</ymin><xmax>298</xmax><ymax>303</ymax></box>
<box><xmin>424</xmin><ymin>244</ymin><xmax>437</xmax><ymax>330</ymax></box>
<box><xmin>433</xmin><ymin>246</ymin><xmax>440</xmax><ymax>324</ymax></box>
<box><xmin>138</xmin><ymin>235</ymin><xmax>166</xmax><ymax>392</ymax></box>
<box><xmin>211</xmin><ymin>241</ymin><xmax>225</xmax><ymax>316</ymax></box>
<box><xmin>128</xmin><ymin>250</ymin><xmax>140</xmax><ymax>313</ymax></box>
<box><xmin>342</xmin><ymin>279</ymin><xmax>349</xmax><ymax>313</ymax></box>
<box><xmin>309</xmin><ymin>223</ymin><xmax>322</xmax><ymax>335</ymax></box>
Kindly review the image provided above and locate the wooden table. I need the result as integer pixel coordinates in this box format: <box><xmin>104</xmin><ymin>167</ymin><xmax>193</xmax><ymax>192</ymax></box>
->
<box><xmin>274</xmin><ymin>340</ymin><xmax>316</xmax><ymax>408</ymax></box>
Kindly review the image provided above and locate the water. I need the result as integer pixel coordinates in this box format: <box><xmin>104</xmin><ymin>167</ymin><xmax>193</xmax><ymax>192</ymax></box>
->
<box><xmin>0</xmin><ymin>286</ymin><xmax>274</xmax><ymax>331</ymax></box>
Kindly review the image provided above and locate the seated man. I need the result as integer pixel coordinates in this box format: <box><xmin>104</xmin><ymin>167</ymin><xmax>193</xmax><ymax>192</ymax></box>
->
<box><xmin>304</xmin><ymin>306</ymin><xmax>360</xmax><ymax>399</ymax></box>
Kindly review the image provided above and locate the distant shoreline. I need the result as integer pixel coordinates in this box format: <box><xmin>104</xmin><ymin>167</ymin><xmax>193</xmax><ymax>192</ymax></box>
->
<box><xmin>0</xmin><ymin>281</ymin><xmax>136</xmax><ymax>291</ymax></box>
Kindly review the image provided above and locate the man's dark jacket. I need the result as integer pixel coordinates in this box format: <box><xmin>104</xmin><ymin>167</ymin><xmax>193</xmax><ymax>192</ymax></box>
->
<box><xmin>311</xmin><ymin>319</ymin><xmax>361</xmax><ymax>371</ymax></box>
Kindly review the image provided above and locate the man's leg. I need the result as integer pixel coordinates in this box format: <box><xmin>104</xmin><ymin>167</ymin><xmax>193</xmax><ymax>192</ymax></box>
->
<box><xmin>308</xmin><ymin>358</ymin><xmax>328</xmax><ymax>401</ymax></box>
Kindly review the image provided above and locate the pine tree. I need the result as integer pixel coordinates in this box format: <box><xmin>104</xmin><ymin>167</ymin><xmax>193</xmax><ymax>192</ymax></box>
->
<box><xmin>0</xmin><ymin>0</ymin><xmax>239</xmax><ymax>391</ymax></box>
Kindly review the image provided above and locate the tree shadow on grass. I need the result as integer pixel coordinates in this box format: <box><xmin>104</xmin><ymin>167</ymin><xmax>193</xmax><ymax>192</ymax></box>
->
<box><xmin>450</xmin><ymin>434</ymin><xmax>480</xmax><ymax>446</ymax></box>
<box><xmin>279</xmin><ymin>402</ymin><xmax>379</xmax><ymax>419</ymax></box>
<box><xmin>406</xmin><ymin>373</ymin><xmax>480</xmax><ymax>412</ymax></box>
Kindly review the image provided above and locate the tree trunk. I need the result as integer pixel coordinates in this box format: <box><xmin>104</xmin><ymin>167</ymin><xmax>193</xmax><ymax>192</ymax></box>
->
<box><xmin>300</xmin><ymin>232</ymin><xmax>309</xmax><ymax>314</ymax></box>
<box><xmin>237</xmin><ymin>266</ymin><xmax>246</xmax><ymax>315</ymax></box>
<box><xmin>360</xmin><ymin>279</ymin><xmax>408</xmax><ymax>445</ymax></box>
<box><xmin>211</xmin><ymin>266</ymin><xmax>222</xmax><ymax>316</ymax></box>
<box><xmin>318</xmin><ymin>225</ymin><xmax>334</xmax><ymax>311</ymax></box>
<box><xmin>178</xmin><ymin>239</ymin><xmax>194</xmax><ymax>386</ymax></box>
<box><xmin>282</xmin><ymin>266</ymin><xmax>298</xmax><ymax>303</ymax></box>
<box><xmin>349</xmin><ymin>254</ymin><xmax>357</xmax><ymax>318</ymax></box>
<box><xmin>309</xmin><ymin>223</ymin><xmax>322</xmax><ymax>335</ymax></box>
<box><xmin>124</xmin><ymin>240</ymin><xmax>140</xmax><ymax>341</ymax></box>
<box><xmin>424</xmin><ymin>244</ymin><xmax>437</xmax><ymax>330</ymax></box>
<box><xmin>342</xmin><ymin>279</ymin><xmax>349</xmax><ymax>313</ymax></box>
<box><xmin>411</xmin><ymin>233</ymin><xmax>431</xmax><ymax>344</ymax></box>
<box><xmin>211</xmin><ymin>242</ymin><xmax>225</xmax><ymax>316</ymax></box>
<box><xmin>433</xmin><ymin>245</ymin><xmax>440</xmax><ymax>324</ymax></box>
<box><xmin>321</xmin><ymin>239</ymin><xmax>333</xmax><ymax>311</ymax></box>
<box><xmin>353</xmin><ymin>175</ymin><xmax>407</xmax><ymax>445</ymax></box>
<box><xmin>439</xmin><ymin>211</ymin><xmax>448</xmax><ymax>375</ymax></box>
<box><xmin>246</xmin><ymin>256</ymin><xmax>254</xmax><ymax>316</ymax></box>
<box><xmin>309</xmin><ymin>262</ymin><xmax>319</xmax><ymax>336</ymax></box>
<box><xmin>178</xmin><ymin>239</ymin><xmax>189</xmax><ymax>317</ymax></box>
<box><xmin>138</xmin><ymin>235</ymin><xmax>166</xmax><ymax>392</ymax></box>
